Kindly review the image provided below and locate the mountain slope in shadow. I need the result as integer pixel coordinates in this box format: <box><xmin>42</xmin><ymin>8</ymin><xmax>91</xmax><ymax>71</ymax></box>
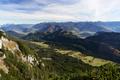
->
<box><xmin>23</xmin><ymin>30</ymin><xmax>120</xmax><ymax>63</ymax></box>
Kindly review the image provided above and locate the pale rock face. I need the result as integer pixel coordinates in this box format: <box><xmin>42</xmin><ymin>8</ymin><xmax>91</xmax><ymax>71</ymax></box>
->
<box><xmin>0</xmin><ymin>54</ymin><xmax>8</xmax><ymax>74</ymax></box>
<box><xmin>0</xmin><ymin>36</ymin><xmax>41</xmax><ymax>73</ymax></box>
<box><xmin>22</xmin><ymin>55</ymin><xmax>39</xmax><ymax>65</ymax></box>
<box><xmin>27</xmin><ymin>56</ymin><xmax>35</xmax><ymax>64</ymax></box>
<box><xmin>0</xmin><ymin>36</ymin><xmax>40</xmax><ymax>64</ymax></box>
<box><xmin>41</xmin><ymin>62</ymin><xmax>45</xmax><ymax>67</ymax></box>
<box><xmin>0</xmin><ymin>37</ymin><xmax>9</xmax><ymax>73</ymax></box>
<box><xmin>0</xmin><ymin>36</ymin><xmax>22</xmax><ymax>74</ymax></box>
<box><xmin>0</xmin><ymin>40</ymin><xmax>2</xmax><ymax>49</ymax></box>
<box><xmin>39</xmin><ymin>59</ymin><xmax>45</xmax><ymax>67</ymax></box>
<box><xmin>1</xmin><ymin>36</ymin><xmax>21</xmax><ymax>54</ymax></box>
<box><xmin>1</xmin><ymin>54</ymin><xmax>6</xmax><ymax>59</ymax></box>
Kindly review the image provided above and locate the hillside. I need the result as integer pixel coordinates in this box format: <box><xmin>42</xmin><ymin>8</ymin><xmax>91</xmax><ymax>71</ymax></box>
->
<box><xmin>23</xmin><ymin>30</ymin><xmax>120</xmax><ymax>63</ymax></box>
<box><xmin>86</xmin><ymin>32</ymin><xmax>120</xmax><ymax>49</ymax></box>
<box><xmin>0</xmin><ymin>30</ymin><xmax>120</xmax><ymax>80</ymax></box>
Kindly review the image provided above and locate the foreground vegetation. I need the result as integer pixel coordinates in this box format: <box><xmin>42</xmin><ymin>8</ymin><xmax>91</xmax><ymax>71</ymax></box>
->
<box><xmin>0</xmin><ymin>33</ymin><xmax>120</xmax><ymax>80</ymax></box>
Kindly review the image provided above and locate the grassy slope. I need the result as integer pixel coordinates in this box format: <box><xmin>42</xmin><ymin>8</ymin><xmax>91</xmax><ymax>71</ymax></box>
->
<box><xmin>28</xmin><ymin>40</ymin><xmax>120</xmax><ymax>80</ymax></box>
<box><xmin>32</xmin><ymin>41</ymin><xmax>112</xmax><ymax>67</ymax></box>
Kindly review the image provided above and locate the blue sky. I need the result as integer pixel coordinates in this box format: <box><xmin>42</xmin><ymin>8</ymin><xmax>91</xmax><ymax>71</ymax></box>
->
<box><xmin>0</xmin><ymin>0</ymin><xmax>120</xmax><ymax>24</ymax></box>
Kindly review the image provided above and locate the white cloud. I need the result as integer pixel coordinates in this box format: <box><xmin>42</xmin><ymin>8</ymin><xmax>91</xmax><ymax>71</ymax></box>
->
<box><xmin>0</xmin><ymin>0</ymin><xmax>120</xmax><ymax>24</ymax></box>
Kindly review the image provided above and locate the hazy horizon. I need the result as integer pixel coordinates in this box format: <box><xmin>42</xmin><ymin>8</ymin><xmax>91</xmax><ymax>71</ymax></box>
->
<box><xmin>2</xmin><ymin>21</ymin><xmax>120</xmax><ymax>25</ymax></box>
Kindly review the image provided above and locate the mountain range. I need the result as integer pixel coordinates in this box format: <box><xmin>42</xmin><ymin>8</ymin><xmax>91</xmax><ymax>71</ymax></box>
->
<box><xmin>2</xmin><ymin>22</ymin><xmax>120</xmax><ymax>38</ymax></box>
